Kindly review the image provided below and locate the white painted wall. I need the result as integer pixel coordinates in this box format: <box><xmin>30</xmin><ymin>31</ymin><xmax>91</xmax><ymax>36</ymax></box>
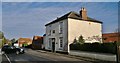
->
<box><xmin>68</xmin><ymin>18</ymin><xmax>102</xmax><ymax>45</ymax></box>
<box><xmin>45</xmin><ymin>19</ymin><xmax>68</xmax><ymax>52</ymax></box>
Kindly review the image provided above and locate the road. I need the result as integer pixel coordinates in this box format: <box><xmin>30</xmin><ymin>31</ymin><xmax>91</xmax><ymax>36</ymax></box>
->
<box><xmin>0</xmin><ymin>48</ymin><xmax>3</xmax><ymax>63</ymax></box>
<box><xmin>2</xmin><ymin>48</ymin><xmax>112</xmax><ymax>63</ymax></box>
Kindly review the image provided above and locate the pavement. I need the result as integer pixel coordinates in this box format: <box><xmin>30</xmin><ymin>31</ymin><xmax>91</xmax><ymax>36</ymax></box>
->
<box><xmin>70</xmin><ymin>50</ymin><xmax>116</xmax><ymax>62</ymax></box>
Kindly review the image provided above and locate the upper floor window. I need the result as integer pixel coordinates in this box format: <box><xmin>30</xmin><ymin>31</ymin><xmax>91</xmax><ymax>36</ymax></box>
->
<box><xmin>49</xmin><ymin>30</ymin><xmax>51</xmax><ymax>36</ymax></box>
<box><xmin>48</xmin><ymin>25</ymin><xmax>51</xmax><ymax>36</ymax></box>
<box><xmin>59</xmin><ymin>22</ymin><xmax>63</xmax><ymax>34</ymax></box>
<box><xmin>53</xmin><ymin>30</ymin><xmax>55</xmax><ymax>34</ymax></box>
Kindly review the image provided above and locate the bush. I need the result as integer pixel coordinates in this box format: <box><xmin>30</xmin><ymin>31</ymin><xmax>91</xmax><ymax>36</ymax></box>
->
<box><xmin>70</xmin><ymin>42</ymin><xmax>117</xmax><ymax>54</ymax></box>
<box><xmin>117</xmin><ymin>42</ymin><xmax>120</xmax><ymax>46</ymax></box>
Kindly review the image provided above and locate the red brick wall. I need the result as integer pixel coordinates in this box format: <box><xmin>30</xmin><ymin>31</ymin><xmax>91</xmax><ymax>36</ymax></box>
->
<box><xmin>102</xmin><ymin>33</ymin><xmax>119</xmax><ymax>43</ymax></box>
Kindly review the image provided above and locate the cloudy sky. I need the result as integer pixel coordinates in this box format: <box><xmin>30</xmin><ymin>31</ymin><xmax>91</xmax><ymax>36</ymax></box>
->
<box><xmin>2</xmin><ymin>2</ymin><xmax>118</xmax><ymax>39</ymax></box>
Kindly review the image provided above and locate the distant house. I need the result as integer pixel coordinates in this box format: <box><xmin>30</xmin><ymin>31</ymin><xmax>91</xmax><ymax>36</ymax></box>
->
<box><xmin>102</xmin><ymin>33</ymin><xmax>119</xmax><ymax>43</ymax></box>
<box><xmin>18</xmin><ymin>38</ymin><xmax>32</xmax><ymax>47</ymax></box>
<box><xmin>44</xmin><ymin>7</ymin><xmax>102</xmax><ymax>53</ymax></box>
<box><xmin>32</xmin><ymin>36</ymin><xmax>43</xmax><ymax>49</ymax></box>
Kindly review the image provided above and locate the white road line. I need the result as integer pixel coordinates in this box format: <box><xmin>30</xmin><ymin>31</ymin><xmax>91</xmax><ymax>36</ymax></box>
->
<box><xmin>4</xmin><ymin>54</ymin><xmax>11</xmax><ymax>63</ymax></box>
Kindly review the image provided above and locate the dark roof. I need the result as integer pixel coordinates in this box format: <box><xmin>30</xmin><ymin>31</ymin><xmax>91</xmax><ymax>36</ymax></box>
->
<box><xmin>45</xmin><ymin>11</ymin><xmax>102</xmax><ymax>26</ymax></box>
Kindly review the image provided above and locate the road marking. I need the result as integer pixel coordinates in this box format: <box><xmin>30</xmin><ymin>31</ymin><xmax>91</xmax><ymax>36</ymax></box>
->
<box><xmin>4</xmin><ymin>54</ymin><xmax>11</xmax><ymax>63</ymax></box>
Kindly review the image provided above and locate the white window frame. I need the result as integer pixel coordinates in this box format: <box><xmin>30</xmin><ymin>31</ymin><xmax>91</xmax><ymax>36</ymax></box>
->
<box><xmin>49</xmin><ymin>30</ymin><xmax>51</xmax><ymax>36</ymax></box>
<box><xmin>59</xmin><ymin>22</ymin><xmax>63</xmax><ymax>34</ymax></box>
<box><xmin>48</xmin><ymin>25</ymin><xmax>51</xmax><ymax>36</ymax></box>
<box><xmin>52</xmin><ymin>30</ymin><xmax>55</xmax><ymax>34</ymax></box>
<box><xmin>49</xmin><ymin>38</ymin><xmax>51</xmax><ymax>48</ymax></box>
<box><xmin>59</xmin><ymin>37</ymin><xmax>63</xmax><ymax>48</ymax></box>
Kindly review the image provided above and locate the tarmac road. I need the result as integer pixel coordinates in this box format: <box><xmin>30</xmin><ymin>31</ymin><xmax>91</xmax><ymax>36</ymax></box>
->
<box><xmin>2</xmin><ymin>48</ymin><xmax>92</xmax><ymax>63</ymax></box>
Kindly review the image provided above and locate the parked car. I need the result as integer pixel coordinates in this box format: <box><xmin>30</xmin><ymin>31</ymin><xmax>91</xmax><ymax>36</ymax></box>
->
<box><xmin>1</xmin><ymin>45</ymin><xmax>25</xmax><ymax>54</ymax></box>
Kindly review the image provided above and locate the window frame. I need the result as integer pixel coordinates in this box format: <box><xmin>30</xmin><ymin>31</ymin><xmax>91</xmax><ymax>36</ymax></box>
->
<box><xmin>59</xmin><ymin>37</ymin><xmax>63</xmax><ymax>48</ymax></box>
<box><xmin>52</xmin><ymin>30</ymin><xmax>55</xmax><ymax>34</ymax></box>
<box><xmin>49</xmin><ymin>38</ymin><xmax>51</xmax><ymax>48</ymax></box>
<box><xmin>59</xmin><ymin>22</ymin><xmax>63</xmax><ymax>34</ymax></box>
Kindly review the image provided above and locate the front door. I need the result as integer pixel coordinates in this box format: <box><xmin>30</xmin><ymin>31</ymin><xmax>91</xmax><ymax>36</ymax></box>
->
<box><xmin>52</xmin><ymin>38</ymin><xmax>55</xmax><ymax>52</ymax></box>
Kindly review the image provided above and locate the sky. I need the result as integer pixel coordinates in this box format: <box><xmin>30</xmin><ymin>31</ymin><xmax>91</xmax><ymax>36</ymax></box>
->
<box><xmin>0</xmin><ymin>2</ymin><xmax>2</xmax><ymax>31</ymax></box>
<box><xmin>2</xmin><ymin>2</ymin><xmax>118</xmax><ymax>39</ymax></box>
<box><xmin>1</xmin><ymin>0</ymin><xmax>120</xmax><ymax>2</ymax></box>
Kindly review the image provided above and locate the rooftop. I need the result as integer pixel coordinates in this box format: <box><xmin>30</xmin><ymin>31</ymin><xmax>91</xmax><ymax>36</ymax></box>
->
<box><xmin>45</xmin><ymin>11</ymin><xmax>102</xmax><ymax>26</ymax></box>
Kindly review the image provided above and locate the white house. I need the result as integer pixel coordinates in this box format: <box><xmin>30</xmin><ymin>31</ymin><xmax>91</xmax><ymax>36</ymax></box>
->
<box><xmin>44</xmin><ymin>7</ymin><xmax>103</xmax><ymax>53</ymax></box>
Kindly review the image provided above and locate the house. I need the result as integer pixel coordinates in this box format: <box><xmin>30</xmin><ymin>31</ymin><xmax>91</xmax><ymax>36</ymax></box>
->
<box><xmin>18</xmin><ymin>38</ymin><xmax>32</xmax><ymax>47</ymax></box>
<box><xmin>32</xmin><ymin>36</ymin><xmax>43</xmax><ymax>49</ymax></box>
<box><xmin>102</xmin><ymin>33</ymin><xmax>120</xmax><ymax>43</ymax></box>
<box><xmin>44</xmin><ymin>7</ymin><xmax>102</xmax><ymax>53</ymax></box>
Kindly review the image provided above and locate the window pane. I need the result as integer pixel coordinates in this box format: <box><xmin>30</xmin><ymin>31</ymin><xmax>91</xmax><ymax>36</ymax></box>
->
<box><xmin>59</xmin><ymin>37</ymin><xmax>63</xmax><ymax>48</ymax></box>
<box><xmin>49</xmin><ymin>38</ymin><xmax>51</xmax><ymax>47</ymax></box>
<box><xmin>59</xmin><ymin>22</ymin><xmax>63</xmax><ymax>33</ymax></box>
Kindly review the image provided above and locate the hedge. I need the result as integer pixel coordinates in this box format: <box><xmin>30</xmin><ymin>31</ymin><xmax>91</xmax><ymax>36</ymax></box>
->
<box><xmin>70</xmin><ymin>42</ymin><xmax>117</xmax><ymax>54</ymax></box>
<box><xmin>117</xmin><ymin>42</ymin><xmax>120</xmax><ymax>46</ymax></box>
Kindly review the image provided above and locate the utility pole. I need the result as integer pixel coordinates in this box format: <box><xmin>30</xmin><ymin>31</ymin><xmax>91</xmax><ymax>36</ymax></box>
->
<box><xmin>118</xmin><ymin>46</ymin><xmax>120</xmax><ymax>63</ymax></box>
<box><xmin>116</xmin><ymin>43</ymin><xmax>120</xmax><ymax>63</ymax></box>
<box><xmin>118</xmin><ymin>1</ymin><xmax>120</xmax><ymax>63</ymax></box>
<box><xmin>116</xmin><ymin>31</ymin><xmax>120</xmax><ymax>63</ymax></box>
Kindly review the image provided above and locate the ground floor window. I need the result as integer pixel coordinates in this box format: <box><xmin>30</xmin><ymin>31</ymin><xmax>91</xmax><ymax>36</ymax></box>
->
<box><xmin>49</xmin><ymin>38</ymin><xmax>51</xmax><ymax>48</ymax></box>
<box><xmin>59</xmin><ymin>37</ymin><xmax>63</xmax><ymax>48</ymax></box>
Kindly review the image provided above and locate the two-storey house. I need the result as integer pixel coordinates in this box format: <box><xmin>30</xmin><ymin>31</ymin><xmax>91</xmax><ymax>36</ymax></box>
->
<box><xmin>44</xmin><ymin>7</ymin><xmax>103</xmax><ymax>53</ymax></box>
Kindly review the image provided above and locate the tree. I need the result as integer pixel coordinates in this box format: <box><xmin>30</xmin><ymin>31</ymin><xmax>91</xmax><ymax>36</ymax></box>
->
<box><xmin>11</xmin><ymin>38</ymin><xmax>16</xmax><ymax>46</ymax></box>
<box><xmin>73</xmin><ymin>38</ymin><xmax>78</xmax><ymax>44</ymax></box>
<box><xmin>0</xmin><ymin>31</ymin><xmax>4</xmax><ymax>39</ymax></box>
<box><xmin>11</xmin><ymin>38</ymin><xmax>16</xmax><ymax>43</ymax></box>
<box><xmin>78</xmin><ymin>35</ymin><xmax>85</xmax><ymax>44</ymax></box>
<box><xmin>2</xmin><ymin>37</ymin><xmax>7</xmax><ymax>46</ymax></box>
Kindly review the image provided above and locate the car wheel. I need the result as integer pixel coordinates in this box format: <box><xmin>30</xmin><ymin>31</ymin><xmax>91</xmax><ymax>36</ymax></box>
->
<box><xmin>1</xmin><ymin>51</ymin><xmax>5</xmax><ymax>55</ymax></box>
<box><xmin>16</xmin><ymin>51</ymin><xmax>19</xmax><ymax>55</ymax></box>
<box><xmin>22</xmin><ymin>51</ymin><xmax>24</xmax><ymax>54</ymax></box>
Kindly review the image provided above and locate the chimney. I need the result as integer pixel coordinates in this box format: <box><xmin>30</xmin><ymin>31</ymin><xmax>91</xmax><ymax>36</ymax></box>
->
<box><xmin>80</xmin><ymin>7</ymin><xmax>87</xmax><ymax>20</ymax></box>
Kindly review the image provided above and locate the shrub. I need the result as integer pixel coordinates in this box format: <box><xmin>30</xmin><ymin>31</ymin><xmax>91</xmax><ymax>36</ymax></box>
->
<box><xmin>78</xmin><ymin>35</ymin><xmax>85</xmax><ymax>44</ymax></box>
